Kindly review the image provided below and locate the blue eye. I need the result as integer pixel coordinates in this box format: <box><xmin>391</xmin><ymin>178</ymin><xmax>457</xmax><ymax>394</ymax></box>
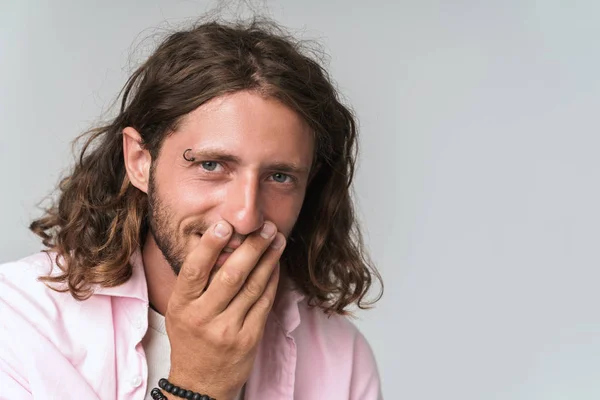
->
<box><xmin>272</xmin><ymin>173</ymin><xmax>289</xmax><ymax>183</ymax></box>
<box><xmin>201</xmin><ymin>161</ymin><xmax>219</xmax><ymax>171</ymax></box>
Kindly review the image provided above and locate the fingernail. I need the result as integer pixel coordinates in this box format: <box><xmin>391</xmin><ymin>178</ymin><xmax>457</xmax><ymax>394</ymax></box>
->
<box><xmin>260</xmin><ymin>222</ymin><xmax>276</xmax><ymax>239</ymax></box>
<box><xmin>214</xmin><ymin>222</ymin><xmax>231</xmax><ymax>238</ymax></box>
<box><xmin>271</xmin><ymin>233</ymin><xmax>286</xmax><ymax>249</ymax></box>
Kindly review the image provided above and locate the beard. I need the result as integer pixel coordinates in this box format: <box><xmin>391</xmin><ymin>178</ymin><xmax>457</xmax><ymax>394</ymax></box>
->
<box><xmin>146</xmin><ymin>172</ymin><xmax>209</xmax><ymax>276</ymax></box>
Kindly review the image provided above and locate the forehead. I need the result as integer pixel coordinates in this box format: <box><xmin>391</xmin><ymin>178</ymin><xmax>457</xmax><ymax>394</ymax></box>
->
<box><xmin>163</xmin><ymin>91</ymin><xmax>314</xmax><ymax>167</ymax></box>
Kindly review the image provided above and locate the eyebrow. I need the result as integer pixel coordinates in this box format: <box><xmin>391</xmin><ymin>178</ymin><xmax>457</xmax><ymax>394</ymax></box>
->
<box><xmin>184</xmin><ymin>148</ymin><xmax>310</xmax><ymax>175</ymax></box>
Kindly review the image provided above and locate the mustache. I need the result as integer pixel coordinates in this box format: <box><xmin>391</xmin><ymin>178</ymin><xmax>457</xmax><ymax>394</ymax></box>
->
<box><xmin>182</xmin><ymin>221</ymin><xmax>210</xmax><ymax>236</ymax></box>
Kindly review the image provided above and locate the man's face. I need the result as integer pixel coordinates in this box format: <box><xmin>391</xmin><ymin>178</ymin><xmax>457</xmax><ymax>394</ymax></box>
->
<box><xmin>147</xmin><ymin>91</ymin><xmax>314</xmax><ymax>274</ymax></box>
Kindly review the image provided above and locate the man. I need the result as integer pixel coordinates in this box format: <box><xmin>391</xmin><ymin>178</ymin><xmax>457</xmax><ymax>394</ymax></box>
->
<box><xmin>0</xmin><ymin>18</ymin><xmax>382</xmax><ymax>400</ymax></box>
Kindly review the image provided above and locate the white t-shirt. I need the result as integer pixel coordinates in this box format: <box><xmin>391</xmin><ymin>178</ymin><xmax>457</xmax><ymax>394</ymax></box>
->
<box><xmin>142</xmin><ymin>306</ymin><xmax>244</xmax><ymax>399</ymax></box>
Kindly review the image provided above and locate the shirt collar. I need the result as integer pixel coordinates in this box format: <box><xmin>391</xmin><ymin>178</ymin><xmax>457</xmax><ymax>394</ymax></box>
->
<box><xmin>271</xmin><ymin>276</ymin><xmax>306</xmax><ymax>335</ymax></box>
<box><xmin>92</xmin><ymin>249</ymin><xmax>149</xmax><ymax>303</ymax></box>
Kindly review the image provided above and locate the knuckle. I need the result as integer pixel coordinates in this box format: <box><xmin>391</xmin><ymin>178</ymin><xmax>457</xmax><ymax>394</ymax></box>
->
<box><xmin>190</xmin><ymin>312</ymin><xmax>210</xmax><ymax>328</ymax></box>
<box><xmin>180</xmin><ymin>264</ymin><xmax>209</xmax><ymax>283</ymax></box>
<box><xmin>220</xmin><ymin>268</ymin><xmax>244</xmax><ymax>287</ymax></box>
<box><xmin>211</xmin><ymin>323</ymin><xmax>237</xmax><ymax>346</ymax></box>
<box><xmin>243</xmin><ymin>280</ymin><xmax>263</xmax><ymax>300</ymax></box>
<box><xmin>255</xmin><ymin>295</ymin><xmax>273</xmax><ymax>312</ymax></box>
<box><xmin>238</xmin><ymin>333</ymin><xmax>256</xmax><ymax>350</ymax></box>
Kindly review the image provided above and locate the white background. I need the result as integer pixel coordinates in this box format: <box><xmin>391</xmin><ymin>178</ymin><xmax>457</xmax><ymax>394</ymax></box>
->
<box><xmin>1</xmin><ymin>1</ymin><xmax>599</xmax><ymax>398</ymax></box>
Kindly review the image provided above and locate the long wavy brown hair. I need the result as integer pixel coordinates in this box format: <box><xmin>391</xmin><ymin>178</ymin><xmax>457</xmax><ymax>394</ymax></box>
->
<box><xmin>31</xmin><ymin>18</ymin><xmax>382</xmax><ymax>315</ymax></box>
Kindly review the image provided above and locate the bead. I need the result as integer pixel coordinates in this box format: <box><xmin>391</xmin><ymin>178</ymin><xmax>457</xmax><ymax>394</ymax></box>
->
<box><xmin>150</xmin><ymin>388</ymin><xmax>166</xmax><ymax>400</ymax></box>
<box><xmin>192</xmin><ymin>394</ymin><xmax>202</xmax><ymax>400</ymax></box>
<box><xmin>184</xmin><ymin>390</ymin><xmax>194</xmax><ymax>399</ymax></box>
<box><xmin>158</xmin><ymin>378</ymin><xmax>168</xmax><ymax>389</ymax></box>
<box><xmin>200</xmin><ymin>395</ymin><xmax>209</xmax><ymax>400</ymax></box>
<box><xmin>176</xmin><ymin>387</ymin><xmax>187</xmax><ymax>397</ymax></box>
<box><xmin>165</xmin><ymin>382</ymin><xmax>174</xmax><ymax>392</ymax></box>
<box><xmin>170</xmin><ymin>385</ymin><xmax>180</xmax><ymax>394</ymax></box>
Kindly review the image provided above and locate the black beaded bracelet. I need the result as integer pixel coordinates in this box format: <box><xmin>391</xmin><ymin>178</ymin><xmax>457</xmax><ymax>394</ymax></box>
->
<box><xmin>156</xmin><ymin>378</ymin><xmax>215</xmax><ymax>400</ymax></box>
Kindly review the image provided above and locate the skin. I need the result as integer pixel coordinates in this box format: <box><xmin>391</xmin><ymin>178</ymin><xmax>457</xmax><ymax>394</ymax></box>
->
<box><xmin>122</xmin><ymin>90</ymin><xmax>315</xmax><ymax>399</ymax></box>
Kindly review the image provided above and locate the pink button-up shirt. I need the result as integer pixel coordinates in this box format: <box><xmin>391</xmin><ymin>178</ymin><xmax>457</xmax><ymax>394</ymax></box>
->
<box><xmin>0</xmin><ymin>251</ymin><xmax>381</xmax><ymax>399</ymax></box>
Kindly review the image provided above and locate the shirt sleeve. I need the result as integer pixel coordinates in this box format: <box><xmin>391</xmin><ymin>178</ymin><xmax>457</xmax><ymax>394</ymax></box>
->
<box><xmin>0</xmin><ymin>304</ymin><xmax>32</xmax><ymax>399</ymax></box>
<box><xmin>350</xmin><ymin>331</ymin><xmax>383</xmax><ymax>400</ymax></box>
<box><xmin>0</xmin><ymin>365</ymin><xmax>32</xmax><ymax>400</ymax></box>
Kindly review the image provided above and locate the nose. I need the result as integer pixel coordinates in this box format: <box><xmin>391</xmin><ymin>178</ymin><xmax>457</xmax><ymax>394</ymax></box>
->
<box><xmin>220</xmin><ymin>173</ymin><xmax>265</xmax><ymax>236</ymax></box>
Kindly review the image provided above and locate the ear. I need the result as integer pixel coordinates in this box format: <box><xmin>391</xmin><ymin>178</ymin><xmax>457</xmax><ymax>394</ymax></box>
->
<box><xmin>122</xmin><ymin>127</ymin><xmax>151</xmax><ymax>194</ymax></box>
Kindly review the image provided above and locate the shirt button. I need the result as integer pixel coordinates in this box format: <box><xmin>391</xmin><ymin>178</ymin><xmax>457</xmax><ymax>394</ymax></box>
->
<box><xmin>131</xmin><ymin>375</ymin><xmax>142</xmax><ymax>387</ymax></box>
<box><xmin>132</xmin><ymin>318</ymin><xmax>143</xmax><ymax>330</ymax></box>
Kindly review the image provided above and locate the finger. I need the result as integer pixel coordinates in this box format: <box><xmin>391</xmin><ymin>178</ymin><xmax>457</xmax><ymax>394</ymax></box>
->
<box><xmin>226</xmin><ymin>233</ymin><xmax>286</xmax><ymax>327</ymax></box>
<box><xmin>200</xmin><ymin>221</ymin><xmax>278</xmax><ymax>315</ymax></box>
<box><xmin>241</xmin><ymin>261</ymin><xmax>281</xmax><ymax>334</ymax></box>
<box><xmin>171</xmin><ymin>221</ymin><xmax>232</xmax><ymax>305</ymax></box>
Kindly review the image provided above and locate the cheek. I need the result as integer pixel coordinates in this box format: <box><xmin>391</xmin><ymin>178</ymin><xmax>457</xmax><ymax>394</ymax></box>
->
<box><xmin>168</xmin><ymin>177</ymin><xmax>226</xmax><ymax>217</ymax></box>
<box><xmin>263</xmin><ymin>192</ymin><xmax>306</xmax><ymax>236</ymax></box>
